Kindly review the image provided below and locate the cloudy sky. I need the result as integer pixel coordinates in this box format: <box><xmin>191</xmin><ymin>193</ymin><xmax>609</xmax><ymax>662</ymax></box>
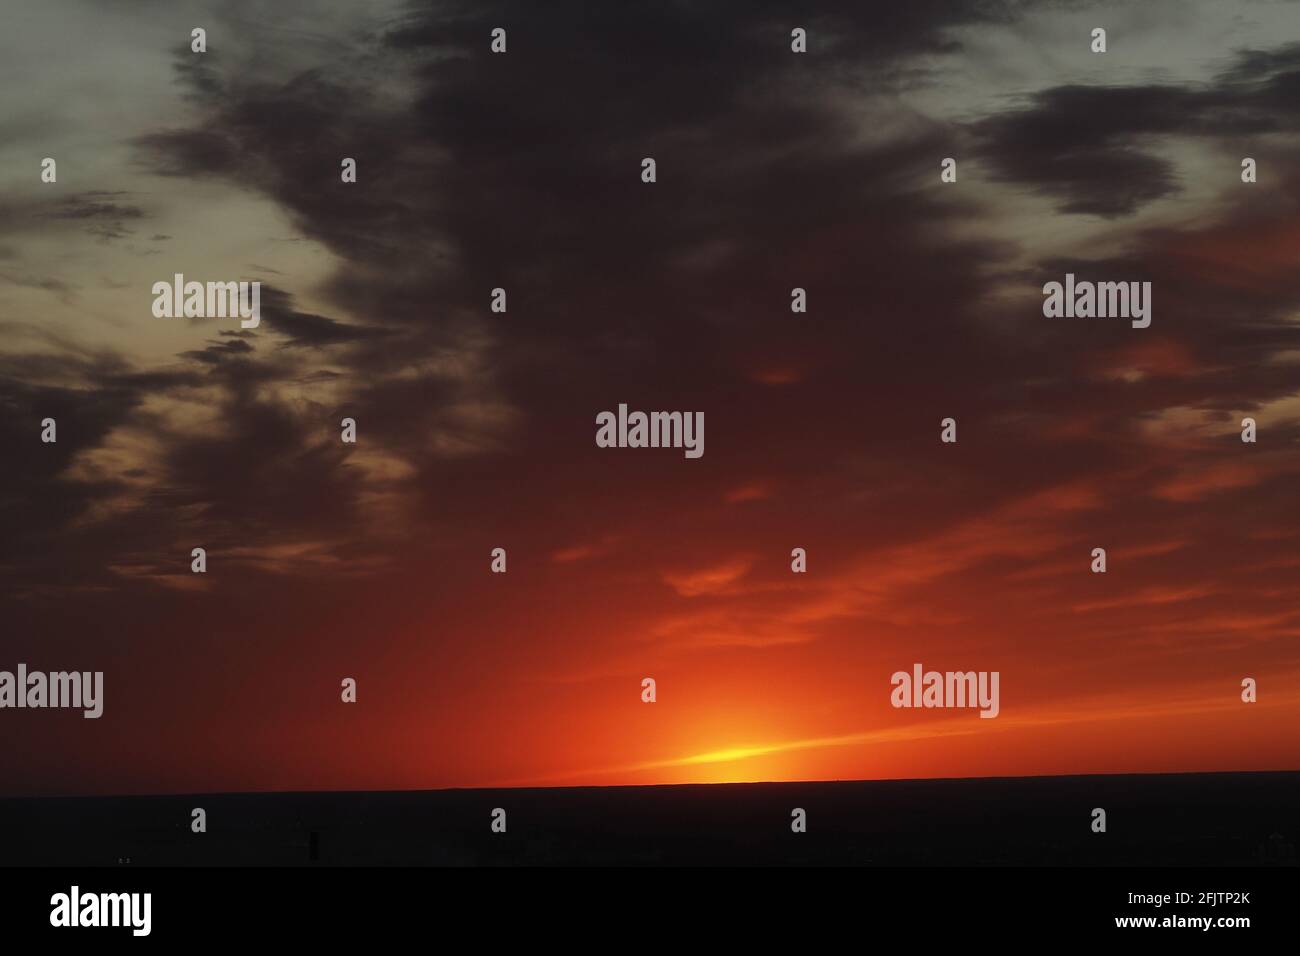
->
<box><xmin>2</xmin><ymin>0</ymin><xmax>1298</xmax><ymax>796</ymax></box>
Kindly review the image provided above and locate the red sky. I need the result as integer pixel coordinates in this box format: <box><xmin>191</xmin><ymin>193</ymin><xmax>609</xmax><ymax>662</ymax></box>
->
<box><xmin>2</xmin><ymin>0</ymin><xmax>1298</xmax><ymax>797</ymax></box>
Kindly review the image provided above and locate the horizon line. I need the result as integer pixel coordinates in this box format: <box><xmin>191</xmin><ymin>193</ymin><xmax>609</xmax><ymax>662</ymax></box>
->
<box><xmin>4</xmin><ymin>766</ymin><xmax>1298</xmax><ymax>802</ymax></box>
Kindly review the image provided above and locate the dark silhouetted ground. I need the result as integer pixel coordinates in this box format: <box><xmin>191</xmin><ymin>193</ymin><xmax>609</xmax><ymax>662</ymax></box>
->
<box><xmin>2</xmin><ymin>771</ymin><xmax>1296</xmax><ymax>866</ymax></box>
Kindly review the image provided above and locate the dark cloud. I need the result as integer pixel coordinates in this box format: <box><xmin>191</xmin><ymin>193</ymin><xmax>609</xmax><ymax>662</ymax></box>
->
<box><xmin>179</xmin><ymin>336</ymin><xmax>256</xmax><ymax>364</ymax></box>
<box><xmin>0</xmin><ymin>353</ymin><xmax>149</xmax><ymax>583</ymax></box>
<box><xmin>0</xmin><ymin>191</ymin><xmax>146</xmax><ymax>244</ymax></box>
<box><xmin>2</xmin><ymin>0</ymin><xmax>1037</xmax><ymax>616</ymax></box>
<box><xmin>0</xmin><ymin>272</ymin><xmax>75</xmax><ymax>295</ymax></box>
<box><xmin>18</xmin><ymin>0</ymin><xmax>1300</xmax><ymax>605</ymax></box>
<box><xmin>41</xmin><ymin>191</ymin><xmax>145</xmax><ymax>240</ymax></box>
<box><xmin>971</xmin><ymin>45</ymin><xmax>1300</xmax><ymax>216</ymax></box>
<box><xmin>132</xmin><ymin>129</ymin><xmax>241</xmax><ymax>178</ymax></box>
<box><xmin>257</xmin><ymin>285</ymin><xmax>394</xmax><ymax>348</ymax></box>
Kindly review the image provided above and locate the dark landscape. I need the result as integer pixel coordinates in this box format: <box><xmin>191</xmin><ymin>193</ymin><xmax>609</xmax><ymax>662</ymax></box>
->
<box><xmin>3</xmin><ymin>771</ymin><xmax>1296</xmax><ymax>867</ymax></box>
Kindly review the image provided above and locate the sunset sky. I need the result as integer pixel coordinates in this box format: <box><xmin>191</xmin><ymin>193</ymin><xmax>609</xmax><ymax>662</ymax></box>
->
<box><xmin>2</xmin><ymin>0</ymin><xmax>1298</xmax><ymax>797</ymax></box>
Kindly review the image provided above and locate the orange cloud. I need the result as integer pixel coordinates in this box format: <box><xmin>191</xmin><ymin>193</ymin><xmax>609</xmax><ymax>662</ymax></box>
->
<box><xmin>723</xmin><ymin>481</ymin><xmax>774</xmax><ymax>504</ymax></box>
<box><xmin>662</xmin><ymin>557</ymin><xmax>755</xmax><ymax>597</ymax></box>
<box><xmin>1155</xmin><ymin>461</ymin><xmax>1263</xmax><ymax>502</ymax></box>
